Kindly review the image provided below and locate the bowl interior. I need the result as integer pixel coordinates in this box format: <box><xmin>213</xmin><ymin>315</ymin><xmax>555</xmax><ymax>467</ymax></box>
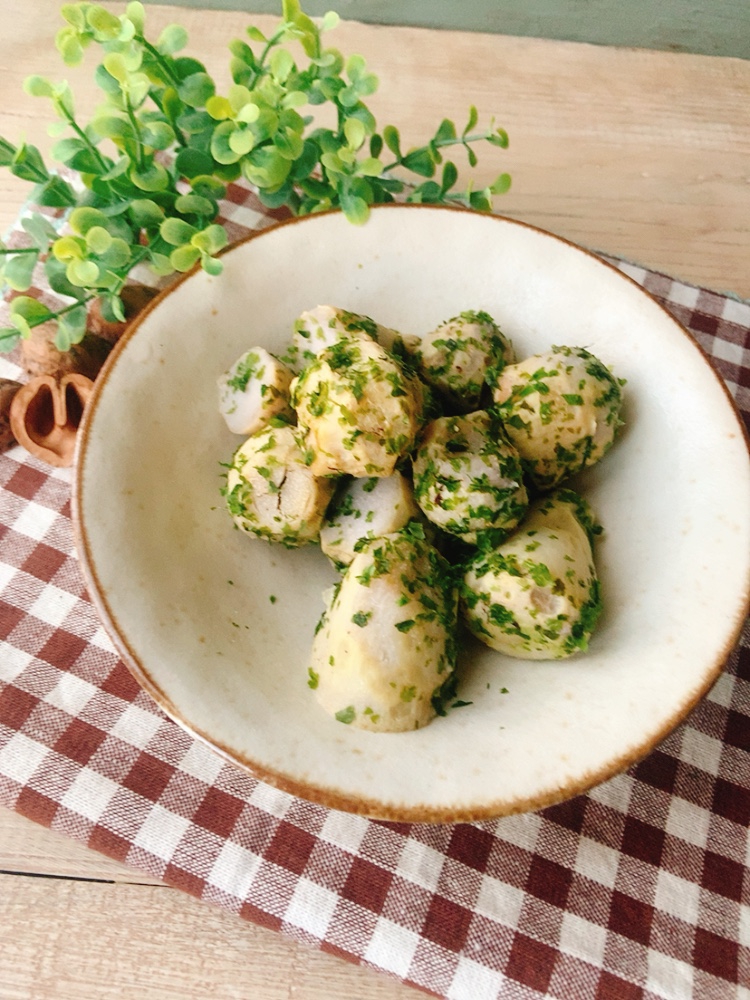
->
<box><xmin>74</xmin><ymin>205</ymin><xmax>750</xmax><ymax>821</ymax></box>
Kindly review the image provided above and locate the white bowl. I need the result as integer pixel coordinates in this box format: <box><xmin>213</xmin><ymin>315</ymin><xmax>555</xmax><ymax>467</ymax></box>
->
<box><xmin>73</xmin><ymin>205</ymin><xmax>750</xmax><ymax>822</ymax></box>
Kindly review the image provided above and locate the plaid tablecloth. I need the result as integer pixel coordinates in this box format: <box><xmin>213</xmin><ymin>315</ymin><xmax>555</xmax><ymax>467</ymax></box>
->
<box><xmin>1</xmin><ymin>185</ymin><xmax>749</xmax><ymax>1000</ymax></box>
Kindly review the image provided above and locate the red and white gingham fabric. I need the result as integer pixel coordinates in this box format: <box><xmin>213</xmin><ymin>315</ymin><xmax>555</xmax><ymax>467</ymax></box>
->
<box><xmin>1</xmin><ymin>185</ymin><xmax>749</xmax><ymax>1000</ymax></box>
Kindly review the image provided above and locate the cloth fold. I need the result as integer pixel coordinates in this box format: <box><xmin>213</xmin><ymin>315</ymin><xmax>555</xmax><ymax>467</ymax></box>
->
<box><xmin>1</xmin><ymin>184</ymin><xmax>748</xmax><ymax>1000</ymax></box>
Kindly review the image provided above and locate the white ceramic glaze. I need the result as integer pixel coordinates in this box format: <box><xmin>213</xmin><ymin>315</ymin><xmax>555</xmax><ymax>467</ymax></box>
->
<box><xmin>73</xmin><ymin>205</ymin><xmax>750</xmax><ymax>821</ymax></box>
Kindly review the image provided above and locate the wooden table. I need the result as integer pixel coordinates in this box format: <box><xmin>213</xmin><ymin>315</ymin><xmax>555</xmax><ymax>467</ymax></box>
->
<box><xmin>1</xmin><ymin>4</ymin><xmax>748</xmax><ymax>998</ymax></box>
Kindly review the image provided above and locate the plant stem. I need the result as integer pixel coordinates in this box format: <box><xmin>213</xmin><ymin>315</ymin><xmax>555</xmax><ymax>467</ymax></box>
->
<box><xmin>63</xmin><ymin>112</ymin><xmax>111</xmax><ymax>173</ymax></box>
<box><xmin>0</xmin><ymin>247</ymin><xmax>38</xmax><ymax>255</ymax></box>
<box><xmin>379</xmin><ymin>130</ymin><xmax>494</xmax><ymax>174</ymax></box>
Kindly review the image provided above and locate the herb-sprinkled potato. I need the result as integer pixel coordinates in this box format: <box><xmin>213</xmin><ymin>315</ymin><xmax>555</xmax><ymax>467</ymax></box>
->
<box><xmin>309</xmin><ymin>528</ymin><xmax>458</xmax><ymax>732</ymax></box>
<box><xmin>320</xmin><ymin>472</ymin><xmax>422</xmax><ymax>571</ymax></box>
<box><xmin>291</xmin><ymin>336</ymin><xmax>424</xmax><ymax>478</ymax></box>
<box><xmin>412</xmin><ymin>410</ymin><xmax>528</xmax><ymax>545</ymax></box>
<box><xmin>493</xmin><ymin>345</ymin><xmax>624</xmax><ymax>491</ymax></box>
<box><xmin>217</xmin><ymin>347</ymin><xmax>294</xmax><ymax>435</ymax></box>
<box><xmin>417</xmin><ymin>310</ymin><xmax>514</xmax><ymax>411</ymax></box>
<box><xmin>224</xmin><ymin>425</ymin><xmax>336</xmax><ymax>548</ymax></box>
<box><xmin>290</xmin><ymin>304</ymin><xmax>420</xmax><ymax>371</ymax></box>
<box><xmin>461</xmin><ymin>490</ymin><xmax>603</xmax><ymax>659</ymax></box>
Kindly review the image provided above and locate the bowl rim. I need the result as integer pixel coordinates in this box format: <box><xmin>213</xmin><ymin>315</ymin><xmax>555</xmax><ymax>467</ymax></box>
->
<box><xmin>72</xmin><ymin>202</ymin><xmax>750</xmax><ymax>822</ymax></box>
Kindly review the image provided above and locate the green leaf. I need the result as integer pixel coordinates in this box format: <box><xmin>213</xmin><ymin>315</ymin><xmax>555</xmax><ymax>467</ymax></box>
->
<box><xmin>175</xmin><ymin>194</ymin><xmax>215</xmax><ymax>217</ymax></box>
<box><xmin>53</xmin><ymin>235</ymin><xmax>86</xmax><ymax>261</ymax></box>
<box><xmin>400</xmin><ymin>147</ymin><xmax>436</xmax><ymax>178</ymax></box>
<box><xmin>2</xmin><ymin>252</ymin><xmax>38</xmax><ymax>291</ymax></box>
<box><xmin>200</xmin><ymin>254</ymin><xmax>223</xmax><ymax>277</ymax></box>
<box><xmin>339</xmin><ymin>191</ymin><xmax>369</xmax><ymax>225</ymax></box>
<box><xmin>0</xmin><ymin>137</ymin><xmax>16</xmax><ymax>167</ymax></box>
<box><xmin>60</xmin><ymin>4</ymin><xmax>86</xmax><ymax>30</ymax></box>
<box><xmin>86</xmin><ymin>5</ymin><xmax>123</xmax><ymax>40</ymax></box>
<box><xmin>56</xmin><ymin>305</ymin><xmax>88</xmax><ymax>349</ymax></box>
<box><xmin>0</xmin><ymin>328</ymin><xmax>20</xmax><ymax>352</ymax></box>
<box><xmin>434</xmin><ymin>118</ymin><xmax>457</xmax><ymax>144</ymax></box>
<box><xmin>383</xmin><ymin>125</ymin><xmax>401</xmax><ymax>158</ymax></box>
<box><xmin>9</xmin><ymin>313</ymin><xmax>31</xmax><ymax>339</ymax></box>
<box><xmin>489</xmin><ymin>172</ymin><xmax>511</xmax><ymax>195</ymax></box>
<box><xmin>44</xmin><ymin>255</ymin><xmax>87</xmax><ymax>300</ymax></box>
<box><xmin>32</xmin><ymin>176</ymin><xmax>77</xmax><ymax>208</ymax></box>
<box><xmin>90</xmin><ymin>114</ymin><xmax>135</xmax><ymax>142</ymax></box>
<box><xmin>160</xmin><ymin>217</ymin><xmax>198</xmax><ymax>246</ymax></box>
<box><xmin>206</xmin><ymin>95</ymin><xmax>233</xmax><ymax>121</ymax></box>
<box><xmin>270</xmin><ymin>48</ymin><xmax>295</xmax><ymax>83</ymax></box>
<box><xmin>487</xmin><ymin>128</ymin><xmax>510</xmax><ymax>149</ymax></box>
<box><xmin>273</xmin><ymin>129</ymin><xmax>304</xmax><ymax>161</ymax></box>
<box><xmin>147</xmin><ymin>251</ymin><xmax>175</xmax><ymax>277</ymax></box>
<box><xmin>24</xmin><ymin>75</ymin><xmax>55</xmax><ymax>98</ymax></box>
<box><xmin>67</xmin><ymin>258</ymin><xmax>100</xmax><ymax>286</ymax></box>
<box><xmin>129</xmin><ymin>199</ymin><xmax>166</xmax><ymax>227</ymax></box>
<box><xmin>175</xmin><ymin>146</ymin><xmax>215</xmax><ymax>179</ymax></box>
<box><xmin>245</xmin><ymin>26</ymin><xmax>267</xmax><ymax>44</ymax></box>
<box><xmin>103</xmin><ymin>53</ymin><xmax>129</xmax><ymax>84</ymax></box>
<box><xmin>191</xmin><ymin>224</ymin><xmax>227</xmax><ymax>254</ymax></box>
<box><xmin>228</xmin><ymin>128</ymin><xmax>256</xmax><ymax>156</ymax></box>
<box><xmin>56</xmin><ymin>27</ymin><xmax>85</xmax><ymax>66</ymax></box>
<box><xmin>97</xmin><ymin>238</ymin><xmax>132</xmax><ymax>272</ymax></box>
<box><xmin>85</xmin><ymin>226</ymin><xmax>113</xmax><ymax>255</ymax></box>
<box><xmin>158</xmin><ymin>24</ymin><xmax>188</xmax><ymax>55</ymax></box>
<box><xmin>210</xmin><ymin>121</ymin><xmax>243</xmax><ymax>165</ymax></box>
<box><xmin>129</xmin><ymin>162</ymin><xmax>170</xmax><ymax>192</ymax></box>
<box><xmin>243</xmin><ymin>147</ymin><xmax>292</xmax><ymax>190</ymax></box>
<box><xmin>70</xmin><ymin>207</ymin><xmax>110</xmax><ymax>235</ymax></box>
<box><xmin>125</xmin><ymin>1</ymin><xmax>145</xmax><ymax>35</ymax></box>
<box><xmin>320</xmin><ymin>11</ymin><xmax>340</xmax><ymax>31</ymax></box>
<box><xmin>10</xmin><ymin>144</ymin><xmax>48</xmax><ymax>183</ymax></box>
<box><xmin>170</xmin><ymin>244</ymin><xmax>201</xmax><ymax>272</ymax></box>
<box><xmin>440</xmin><ymin>160</ymin><xmax>458</xmax><ymax>195</ymax></box>
<box><xmin>10</xmin><ymin>295</ymin><xmax>53</xmax><ymax>324</ymax></box>
<box><xmin>141</xmin><ymin>121</ymin><xmax>175</xmax><ymax>151</ymax></box>
<box><xmin>22</xmin><ymin>214</ymin><xmax>58</xmax><ymax>245</ymax></box>
<box><xmin>178</xmin><ymin>72</ymin><xmax>216</xmax><ymax>109</ymax></box>
<box><xmin>93</xmin><ymin>64</ymin><xmax>122</xmax><ymax>97</ymax></box>
<box><xmin>462</xmin><ymin>105</ymin><xmax>479</xmax><ymax>137</ymax></box>
<box><xmin>344</xmin><ymin>117</ymin><xmax>365</xmax><ymax>150</ymax></box>
<box><xmin>99</xmin><ymin>157</ymin><xmax>130</xmax><ymax>182</ymax></box>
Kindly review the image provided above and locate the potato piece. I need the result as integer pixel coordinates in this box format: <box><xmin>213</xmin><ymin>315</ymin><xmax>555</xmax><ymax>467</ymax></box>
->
<box><xmin>461</xmin><ymin>490</ymin><xmax>603</xmax><ymax>659</ymax></box>
<box><xmin>291</xmin><ymin>336</ymin><xmax>424</xmax><ymax>478</ymax></box>
<box><xmin>319</xmin><ymin>473</ymin><xmax>422</xmax><ymax>570</ymax></box>
<box><xmin>290</xmin><ymin>304</ymin><xmax>420</xmax><ymax>370</ymax></box>
<box><xmin>417</xmin><ymin>309</ymin><xmax>514</xmax><ymax>411</ymax></box>
<box><xmin>412</xmin><ymin>410</ymin><xmax>528</xmax><ymax>545</ymax></box>
<box><xmin>224</xmin><ymin>425</ymin><xmax>336</xmax><ymax>547</ymax></box>
<box><xmin>218</xmin><ymin>348</ymin><xmax>294</xmax><ymax>435</ymax></box>
<box><xmin>310</xmin><ymin>530</ymin><xmax>458</xmax><ymax>731</ymax></box>
<box><xmin>493</xmin><ymin>345</ymin><xmax>624</xmax><ymax>490</ymax></box>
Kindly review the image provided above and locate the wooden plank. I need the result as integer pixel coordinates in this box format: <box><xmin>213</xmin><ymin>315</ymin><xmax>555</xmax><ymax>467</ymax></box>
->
<box><xmin>160</xmin><ymin>0</ymin><xmax>750</xmax><ymax>60</ymax></box>
<box><xmin>1</xmin><ymin>864</ymin><xmax>416</xmax><ymax>1000</ymax></box>
<box><xmin>0</xmin><ymin>2</ymin><xmax>748</xmax><ymax>295</ymax></box>
<box><xmin>0</xmin><ymin>809</ymin><xmax>163</xmax><ymax>885</ymax></box>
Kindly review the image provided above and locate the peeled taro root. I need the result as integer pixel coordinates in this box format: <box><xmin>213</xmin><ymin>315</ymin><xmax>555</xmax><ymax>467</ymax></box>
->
<box><xmin>460</xmin><ymin>490</ymin><xmax>603</xmax><ymax>659</ymax></box>
<box><xmin>493</xmin><ymin>345</ymin><xmax>624</xmax><ymax>490</ymax></box>
<box><xmin>224</xmin><ymin>424</ymin><xmax>336</xmax><ymax>548</ymax></box>
<box><xmin>310</xmin><ymin>529</ymin><xmax>458</xmax><ymax>732</ymax></box>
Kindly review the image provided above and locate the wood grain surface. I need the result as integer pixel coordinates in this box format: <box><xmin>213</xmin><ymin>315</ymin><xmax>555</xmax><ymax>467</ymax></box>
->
<box><xmin>1</xmin><ymin>4</ymin><xmax>749</xmax><ymax>999</ymax></box>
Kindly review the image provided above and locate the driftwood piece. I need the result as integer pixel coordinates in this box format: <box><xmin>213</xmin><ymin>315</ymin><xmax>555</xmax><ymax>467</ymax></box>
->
<box><xmin>0</xmin><ymin>378</ymin><xmax>22</xmax><ymax>451</ymax></box>
<box><xmin>9</xmin><ymin>373</ymin><xmax>94</xmax><ymax>467</ymax></box>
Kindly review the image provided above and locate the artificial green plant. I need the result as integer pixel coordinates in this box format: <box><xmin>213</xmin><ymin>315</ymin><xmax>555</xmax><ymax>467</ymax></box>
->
<box><xmin>0</xmin><ymin>0</ymin><xmax>510</xmax><ymax>353</ymax></box>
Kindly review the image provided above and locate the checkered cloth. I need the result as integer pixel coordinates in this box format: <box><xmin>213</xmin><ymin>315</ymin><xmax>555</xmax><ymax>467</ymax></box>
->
<box><xmin>1</xmin><ymin>184</ymin><xmax>748</xmax><ymax>1000</ymax></box>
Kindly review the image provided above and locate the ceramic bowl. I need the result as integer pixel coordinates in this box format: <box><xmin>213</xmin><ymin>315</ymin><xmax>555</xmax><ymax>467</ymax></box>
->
<box><xmin>73</xmin><ymin>205</ymin><xmax>750</xmax><ymax>822</ymax></box>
